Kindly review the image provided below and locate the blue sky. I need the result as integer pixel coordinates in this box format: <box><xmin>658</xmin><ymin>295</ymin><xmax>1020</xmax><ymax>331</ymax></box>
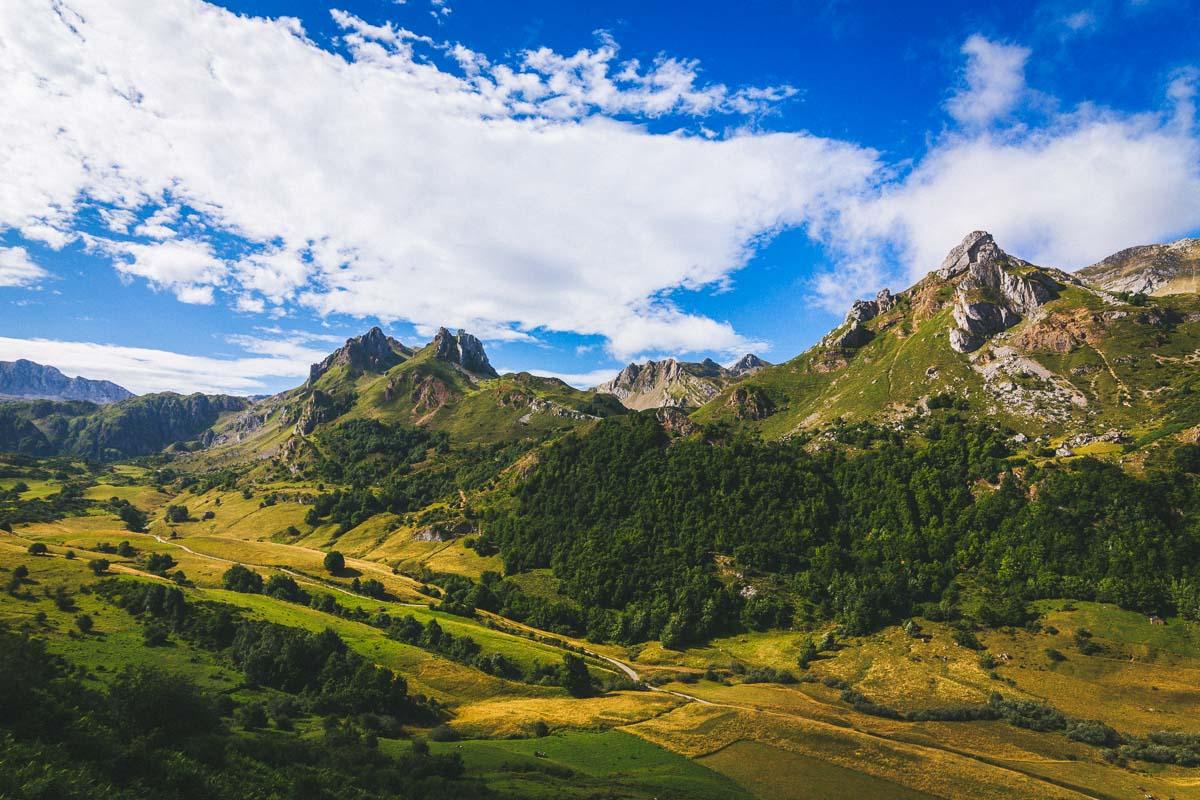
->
<box><xmin>1</xmin><ymin>0</ymin><xmax>1198</xmax><ymax>394</ymax></box>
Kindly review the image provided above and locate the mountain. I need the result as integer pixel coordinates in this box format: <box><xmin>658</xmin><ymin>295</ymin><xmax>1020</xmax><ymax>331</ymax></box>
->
<box><xmin>199</xmin><ymin>325</ymin><xmax>624</xmax><ymax>471</ymax></box>
<box><xmin>1077</xmin><ymin>237</ymin><xmax>1200</xmax><ymax>296</ymax></box>
<box><xmin>0</xmin><ymin>359</ymin><xmax>133</xmax><ymax>404</ymax></box>
<box><xmin>695</xmin><ymin>230</ymin><xmax>1200</xmax><ymax>441</ymax></box>
<box><xmin>594</xmin><ymin>354</ymin><xmax>768</xmax><ymax>411</ymax></box>
<box><xmin>0</xmin><ymin>392</ymin><xmax>248</xmax><ymax>459</ymax></box>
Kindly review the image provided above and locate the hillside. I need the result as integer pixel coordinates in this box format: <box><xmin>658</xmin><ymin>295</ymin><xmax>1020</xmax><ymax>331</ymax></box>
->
<box><xmin>0</xmin><ymin>359</ymin><xmax>133</xmax><ymax>404</ymax></box>
<box><xmin>694</xmin><ymin>231</ymin><xmax>1200</xmax><ymax>445</ymax></box>
<box><xmin>0</xmin><ymin>392</ymin><xmax>248</xmax><ymax>459</ymax></box>
<box><xmin>594</xmin><ymin>354</ymin><xmax>769</xmax><ymax>411</ymax></box>
<box><xmin>197</xmin><ymin>325</ymin><xmax>625</xmax><ymax>474</ymax></box>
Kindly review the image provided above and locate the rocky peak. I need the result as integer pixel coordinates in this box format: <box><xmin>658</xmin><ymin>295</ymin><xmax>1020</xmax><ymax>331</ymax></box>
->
<box><xmin>730</xmin><ymin>354</ymin><xmax>770</xmax><ymax>377</ymax></box>
<box><xmin>431</xmin><ymin>328</ymin><xmax>498</xmax><ymax>379</ymax></box>
<box><xmin>595</xmin><ymin>357</ymin><xmax>735</xmax><ymax>411</ymax></box>
<box><xmin>308</xmin><ymin>327</ymin><xmax>411</xmax><ymax>385</ymax></box>
<box><xmin>936</xmin><ymin>230</ymin><xmax>1008</xmax><ymax>280</ymax></box>
<box><xmin>939</xmin><ymin>231</ymin><xmax>1061</xmax><ymax>353</ymax></box>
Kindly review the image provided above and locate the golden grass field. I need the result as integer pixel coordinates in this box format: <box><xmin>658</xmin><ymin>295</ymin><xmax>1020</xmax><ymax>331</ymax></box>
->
<box><xmin>6</xmin><ymin>470</ymin><xmax>1200</xmax><ymax>799</ymax></box>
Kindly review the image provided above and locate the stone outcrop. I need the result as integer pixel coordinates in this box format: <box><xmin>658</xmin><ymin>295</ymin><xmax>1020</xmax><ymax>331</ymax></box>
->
<box><xmin>0</xmin><ymin>359</ymin><xmax>133</xmax><ymax>404</ymax></box>
<box><xmin>595</xmin><ymin>358</ymin><xmax>728</xmax><ymax>410</ymax></box>
<box><xmin>942</xmin><ymin>231</ymin><xmax>1061</xmax><ymax>352</ymax></box>
<box><xmin>308</xmin><ymin>327</ymin><xmax>411</xmax><ymax>384</ymax></box>
<box><xmin>726</xmin><ymin>386</ymin><xmax>774</xmax><ymax>420</ymax></box>
<box><xmin>1077</xmin><ymin>237</ymin><xmax>1200</xmax><ymax>296</ymax></box>
<box><xmin>431</xmin><ymin>328</ymin><xmax>498</xmax><ymax>379</ymax></box>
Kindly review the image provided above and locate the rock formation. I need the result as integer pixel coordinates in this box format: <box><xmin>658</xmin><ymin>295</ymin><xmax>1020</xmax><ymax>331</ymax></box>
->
<box><xmin>431</xmin><ymin>328</ymin><xmax>498</xmax><ymax>379</ymax></box>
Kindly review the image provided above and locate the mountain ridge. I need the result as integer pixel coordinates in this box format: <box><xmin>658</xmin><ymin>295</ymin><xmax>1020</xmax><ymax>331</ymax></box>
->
<box><xmin>0</xmin><ymin>359</ymin><xmax>133</xmax><ymax>405</ymax></box>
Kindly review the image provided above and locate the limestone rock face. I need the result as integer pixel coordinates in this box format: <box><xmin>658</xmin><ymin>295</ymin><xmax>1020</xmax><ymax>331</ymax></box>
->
<box><xmin>1077</xmin><ymin>238</ymin><xmax>1200</xmax><ymax>296</ymax></box>
<box><xmin>942</xmin><ymin>231</ymin><xmax>1061</xmax><ymax>353</ymax></box>
<box><xmin>431</xmin><ymin>328</ymin><xmax>498</xmax><ymax>379</ymax></box>
<box><xmin>595</xmin><ymin>358</ymin><xmax>732</xmax><ymax>411</ymax></box>
<box><xmin>308</xmin><ymin>327</ymin><xmax>411</xmax><ymax>384</ymax></box>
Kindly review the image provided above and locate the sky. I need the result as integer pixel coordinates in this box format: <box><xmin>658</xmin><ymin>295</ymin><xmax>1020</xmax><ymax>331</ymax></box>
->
<box><xmin>1</xmin><ymin>0</ymin><xmax>1199</xmax><ymax>395</ymax></box>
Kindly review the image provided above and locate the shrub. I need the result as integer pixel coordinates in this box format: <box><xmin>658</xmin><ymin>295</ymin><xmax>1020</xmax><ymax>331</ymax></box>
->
<box><xmin>88</xmin><ymin>559</ymin><xmax>110</xmax><ymax>575</ymax></box>
<box><xmin>1045</xmin><ymin>647</ymin><xmax>1066</xmax><ymax>662</ymax></box>
<box><xmin>64</xmin><ymin>550</ymin><xmax>75</xmax><ymax>560</ymax></box>
<box><xmin>237</xmin><ymin>701</ymin><xmax>268</xmax><ymax>730</ymax></box>
<box><xmin>223</xmin><ymin>564</ymin><xmax>264</xmax><ymax>593</ymax></box>
<box><xmin>1066</xmin><ymin>719</ymin><xmax>1120</xmax><ymax>747</ymax></box>
<box><xmin>26</xmin><ymin>542</ymin><xmax>47</xmax><ymax>556</ymax></box>
<box><xmin>165</xmin><ymin>505</ymin><xmax>190</xmax><ymax>523</ymax></box>
<box><xmin>428</xmin><ymin>724</ymin><xmax>459</xmax><ymax>742</ymax></box>
<box><xmin>142</xmin><ymin>622</ymin><xmax>170</xmax><ymax>646</ymax></box>
<box><xmin>75</xmin><ymin>614</ymin><xmax>94</xmax><ymax>633</ymax></box>
<box><xmin>116</xmin><ymin>541</ymin><xmax>136</xmax><ymax>557</ymax></box>
<box><xmin>202</xmin><ymin>510</ymin><xmax>216</xmax><ymax>520</ymax></box>
<box><xmin>323</xmin><ymin>550</ymin><xmax>345</xmax><ymax>574</ymax></box>
<box><xmin>12</xmin><ymin>565</ymin><xmax>28</xmax><ymax>579</ymax></box>
<box><xmin>952</xmin><ymin>628</ymin><xmax>984</xmax><ymax>650</ymax></box>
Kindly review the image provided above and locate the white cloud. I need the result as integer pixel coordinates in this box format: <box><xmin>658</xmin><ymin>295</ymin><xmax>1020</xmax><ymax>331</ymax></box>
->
<box><xmin>1062</xmin><ymin>10</ymin><xmax>1099</xmax><ymax>33</ymax></box>
<box><xmin>0</xmin><ymin>246</ymin><xmax>50</xmax><ymax>287</ymax></box>
<box><xmin>0</xmin><ymin>332</ymin><xmax>331</xmax><ymax>395</ymax></box>
<box><xmin>96</xmin><ymin>239</ymin><xmax>227</xmax><ymax>304</ymax></box>
<box><xmin>0</xmin><ymin>1</ymin><xmax>868</xmax><ymax>362</ymax></box>
<box><xmin>946</xmin><ymin>35</ymin><xmax>1030</xmax><ymax>126</ymax></box>
<box><xmin>811</xmin><ymin>43</ymin><xmax>1200</xmax><ymax>312</ymax></box>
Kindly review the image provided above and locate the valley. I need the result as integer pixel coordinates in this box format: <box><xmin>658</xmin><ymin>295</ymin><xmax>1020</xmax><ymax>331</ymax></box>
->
<box><xmin>5</xmin><ymin>231</ymin><xmax>1200</xmax><ymax>799</ymax></box>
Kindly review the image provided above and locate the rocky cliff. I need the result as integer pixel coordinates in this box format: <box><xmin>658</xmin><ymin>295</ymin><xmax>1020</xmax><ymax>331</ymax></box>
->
<box><xmin>0</xmin><ymin>359</ymin><xmax>133</xmax><ymax>404</ymax></box>
<box><xmin>430</xmin><ymin>327</ymin><xmax>498</xmax><ymax>379</ymax></box>
<box><xmin>594</xmin><ymin>352</ymin><xmax>769</xmax><ymax>411</ymax></box>
<box><xmin>1077</xmin><ymin>237</ymin><xmax>1200</xmax><ymax>296</ymax></box>
<box><xmin>308</xmin><ymin>327</ymin><xmax>412</xmax><ymax>384</ymax></box>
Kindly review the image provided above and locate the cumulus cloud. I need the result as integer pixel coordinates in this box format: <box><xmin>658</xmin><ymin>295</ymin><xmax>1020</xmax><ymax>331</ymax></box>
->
<box><xmin>810</xmin><ymin>41</ymin><xmax>1200</xmax><ymax>312</ymax></box>
<box><xmin>945</xmin><ymin>35</ymin><xmax>1031</xmax><ymax>126</ymax></box>
<box><xmin>0</xmin><ymin>246</ymin><xmax>50</xmax><ymax>288</ymax></box>
<box><xmin>0</xmin><ymin>332</ymin><xmax>333</xmax><ymax>395</ymax></box>
<box><xmin>0</xmin><ymin>1</ymin><xmax>867</xmax><ymax>361</ymax></box>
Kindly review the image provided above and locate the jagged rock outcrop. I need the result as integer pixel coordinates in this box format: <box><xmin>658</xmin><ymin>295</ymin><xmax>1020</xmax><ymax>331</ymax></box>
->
<box><xmin>655</xmin><ymin>407</ymin><xmax>699</xmax><ymax>436</ymax></box>
<box><xmin>595</xmin><ymin>358</ymin><xmax>731</xmax><ymax>411</ymax></box>
<box><xmin>730</xmin><ymin>354</ymin><xmax>771</xmax><ymax>377</ymax></box>
<box><xmin>431</xmin><ymin>328</ymin><xmax>498</xmax><ymax>379</ymax></box>
<box><xmin>942</xmin><ymin>231</ymin><xmax>1061</xmax><ymax>352</ymax></box>
<box><xmin>0</xmin><ymin>359</ymin><xmax>133</xmax><ymax>404</ymax></box>
<box><xmin>293</xmin><ymin>390</ymin><xmax>351</xmax><ymax>435</ymax></box>
<box><xmin>726</xmin><ymin>386</ymin><xmax>774</xmax><ymax>420</ymax></box>
<box><xmin>845</xmin><ymin>289</ymin><xmax>896</xmax><ymax>326</ymax></box>
<box><xmin>308</xmin><ymin>327</ymin><xmax>411</xmax><ymax>384</ymax></box>
<box><xmin>1077</xmin><ymin>238</ymin><xmax>1200</xmax><ymax>296</ymax></box>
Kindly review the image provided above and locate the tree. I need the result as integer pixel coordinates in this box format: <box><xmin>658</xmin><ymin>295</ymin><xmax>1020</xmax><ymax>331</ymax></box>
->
<box><xmin>12</xmin><ymin>565</ymin><xmax>28</xmax><ymax>580</ymax></box>
<box><xmin>222</xmin><ymin>564</ymin><xmax>264</xmax><ymax>593</ymax></box>
<box><xmin>1174</xmin><ymin>444</ymin><xmax>1200</xmax><ymax>474</ymax></box>
<box><xmin>26</xmin><ymin>542</ymin><xmax>47</xmax><ymax>556</ymax></box>
<box><xmin>117</xmin><ymin>503</ymin><xmax>148</xmax><ymax>532</ymax></box>
<box><xmin>236</xmin><ymin>701</ymin><xmax>268</xmax><ymax>730</ymax></box>
<box><xmin>88</xmin><ymin>558</ymin><xmax>110</xmax><ymax>575</ymax></box>
<box><xmin>323</xmin><ymin>550</ymin><xmax>345</xmax><ymax>574</ymax></box>
<box><xmin>797</xmin><ymin>638</ymin><xmax>819</xmax><ymax>669</ymax></box>
<box><xmin>116</xmin><ymin>541</ymin><xmax>135</xmax><ymax>557</ymax></box>
<box><xmin>75</xmin><ymin>614</ymin><xmax>94</xmax><ymax>633</ymax></box>
<box><xmin>559</xmin><ymin>653</ymin><xmax>593</xmax><ymax>697</ymax></box>
<box><xmin>165</xmin><ymin>505</ymin><xmax>190</xmax><ymax>523</ymax></box>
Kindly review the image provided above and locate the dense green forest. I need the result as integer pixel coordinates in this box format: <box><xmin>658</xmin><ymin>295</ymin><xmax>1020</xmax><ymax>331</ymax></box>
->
<box><xmin>485</xmin><ymin>413</ymin><xmax>1200</xmax><ymax>646</ymax></box>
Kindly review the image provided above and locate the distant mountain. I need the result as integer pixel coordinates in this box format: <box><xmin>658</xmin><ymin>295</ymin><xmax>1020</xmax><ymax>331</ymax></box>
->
<box><xmin>0</xmin><ymin>392</ymin><xmax>249</xmax><ymax>459</ymax></box>
<box><xmin>696</xmin><ymin>230</ymin><xmax>1200</xmax><ymax>440</ymax></box>
<box><xmin>0</xmin><ymin>359</ymin><xmax>133</xmax><ymax>404</ymax></box>
<box><xmin>594</xmin><ymin>354</ymin><xmax>768</xmax><ymax>411</ymax></box>
<box><xmin>1077</xmin><ymin>237</ymin><xmax>1200</xmax><ymax>296</ymax></box>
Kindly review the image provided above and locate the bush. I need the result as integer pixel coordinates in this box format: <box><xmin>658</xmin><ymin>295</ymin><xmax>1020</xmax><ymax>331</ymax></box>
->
<box><xmin>64</xmin><ymin>550</ymin><xmax>75</xmax><ymax>560</ymax></box>
<box><xmin>428</xmin><ymin>724</ymin><xmax>459</xmax><ymax>742</ymax></box>
<box><xmin>952</xmin><ymin>628</ymin><xmax>984</xmax><ymax>650</ymax></box>
<box><xmin>26</xmin><ymin>542</ymin><xmax>47</xmax><ymax>556</ymax></box>
<box><xmin>323</xmin><ymin>550</ymin><xmax>345</xmax><ymax>574</ymax></box>
<box><xmin>202</xmin><ymin>510</ymin><xmax>216</xmax><ymax>520</ymax></box>
<box><xmin>74</xmin><ymin>614</ymin><xmax>94</xmax><ymax>633</ymax></box>
<box><xmin>165</xmin><ymin>505</ymin><xmax>190</xmax><ymax>523</ymax></box>
<box><xmin>237</xmin><ymin>701</ymin><xmax>268</xmax><ymax>730</ymax></box>
<box><xmin>116</xmin><ymin>541</ymin><xmax>135</xmax><ymax>557</ymax></box>
<box><xmin>12</xmin><ymin>565</ymin><xmax>28</xmax><ymax>580</ymax></box>
<box><xmin>144</xmin><ymin>552</ymin><xmax>176</xmax><ymax>575</ymax></box>
<box><xmin>223</xmin><ymin>564</ymin><xmax>264</xmax><ymax>593</ymax></box>
<box><xmin>1045</xmin><ymin>647</ymin><xmax>1066</xmax><ymax>662</ymax></box>
<box><xmin>88</xmin><ymin>558</ymin><xmax>110</xmax><ymax>575</ymax></box>
<box><xmin>1066</xmin><ymin>719</ymin><xmax>1120</xmax><ymax>747</ymax></box>
<box><xmin>142</xmin><ymin>622</ymin><xmax>170</xmax><ymax>646</ymax></box>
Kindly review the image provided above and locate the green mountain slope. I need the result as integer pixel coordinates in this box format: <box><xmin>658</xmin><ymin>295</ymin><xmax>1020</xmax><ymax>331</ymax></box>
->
<box><xmin>695</xmin><ymin>231</ymin><xmax>1200</xmax><ymax>445</ymax></box>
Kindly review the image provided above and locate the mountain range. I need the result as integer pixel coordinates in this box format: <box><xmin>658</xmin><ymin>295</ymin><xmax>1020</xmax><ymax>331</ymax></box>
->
<box><xmin>2</xmin><ymin>230</ymin><xmax>1199</xmax><ymax>462</ymax></box>
<box><xmin>0</xmin><ymin>359</ymin><xmax>133</xmax><ymax>404</ymax></box>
